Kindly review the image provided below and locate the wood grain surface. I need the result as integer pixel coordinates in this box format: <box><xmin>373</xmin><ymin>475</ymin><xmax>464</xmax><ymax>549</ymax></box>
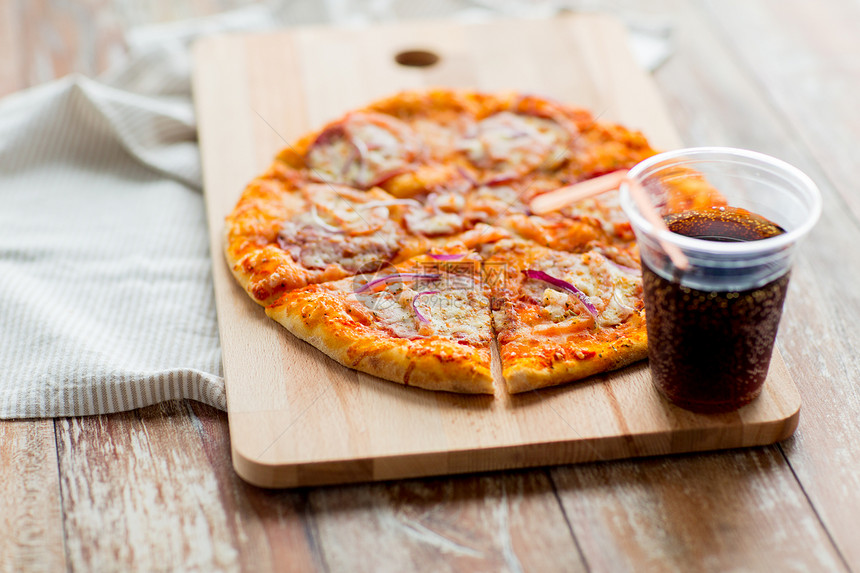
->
<box><xmin>698</xmin><ymin>2</ymin><xmax>860</xmax><ymax>568</ymax></box>
<box><xmin>2</xmin><ymin>0</ymin><xmax>859</xmax><ymax>571</ymax></box>
<box><xmin>193</xmin><ymin>14</ymin><xmax>801</xmax><ymax>488</ymax></box>
<box><xmin>0</xmin><ymin>420</ymin><xmax>66</xmax><ymax>573</ymax></box>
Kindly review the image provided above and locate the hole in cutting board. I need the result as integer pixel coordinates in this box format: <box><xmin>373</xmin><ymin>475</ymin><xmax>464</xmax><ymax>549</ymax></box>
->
<box><xmin>394</xmin><ymin>49</ymin><xmax>440</xmax><ymax>68</ymax></box>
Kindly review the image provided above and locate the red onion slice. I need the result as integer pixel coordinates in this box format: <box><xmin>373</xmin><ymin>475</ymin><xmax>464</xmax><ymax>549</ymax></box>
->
<box><xmin>524</xmin><ymin>269</ymin><xmax>598</xmax><ymax>318</ymax></box>
<box><xmin>428</xmin><ymin>253</ymin><xmax>464</xmax><ymax>261</ymax></box>
<box><xmin>349</xmin><ymin>131</ymin><xmax>369</xmax><ymax>162</ymax></box>
<box><xmin>456</xmin><ymin>166</ymin><xmax>478</xmax><ymax>187</ymax></box>
<box><xmin>309</xmin><ymin>124</ymin><xmax>345</xmax><ymax>150</ymax></box>
<box><xmin>309</xmin><ymin>205</ymin><xmax>343</xmax><ymax>233</ymax></box>
<box><xmin>412</xmin><ymin>290</ymin><xmax>440</xmax><ymax>324</ymax></box>
<box><xmin>354</xmin><ymin>273</ymin><xmax>440</xmax><ymax>294</ymax></box>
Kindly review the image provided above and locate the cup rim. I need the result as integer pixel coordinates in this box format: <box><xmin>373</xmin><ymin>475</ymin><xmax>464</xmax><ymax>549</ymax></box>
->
<box><xmin>619</xmin><ymin>147</ymin><xmax>822</xmax><ymax>255</ymax></box>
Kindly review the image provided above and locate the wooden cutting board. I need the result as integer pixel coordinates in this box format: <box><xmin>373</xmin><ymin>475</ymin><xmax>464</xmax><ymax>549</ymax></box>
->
<box><xmin>192</xmin><ymin>14</ymin><xmax>801</xmax><ymax>488</ymax></box>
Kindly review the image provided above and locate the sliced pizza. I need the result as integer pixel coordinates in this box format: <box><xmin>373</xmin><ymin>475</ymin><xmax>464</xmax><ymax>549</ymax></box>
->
<box><xmin>225</xmin><ymin>171</ymin><xmax>428</xmax><ymax>306</ymax></box>
<box><xmin>481</xmin><ymin>238</ymin><xmax>647</xmax><ymax>393</ymax></box>
<box><xmin>223</xmin><ymin>88</ymin><xmax>718</xmax><ymax>396</ymax></box>
<box><xmin>264</xmin><ymin>247</ymin><xmax>495</xmax><ymax>394</ymax></box>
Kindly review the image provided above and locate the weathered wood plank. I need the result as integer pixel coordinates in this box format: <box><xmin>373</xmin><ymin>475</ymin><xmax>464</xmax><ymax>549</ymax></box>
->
<box><xmin>55</xmin><ymin>402</ymin><xmax>250</xmax><ymax>571</ymax></box>
<box><xmin>56</xmin><ymin>399</ymin><xmax>583</xmax><ymax>572</ymax></box>
<box><xmin>190</xmin><ymin>404</ymin><xmax>586</xmax><ymax>573</ymax></box>
<box><xmin>703</xmin><ymin>0</ymin><xmax>860</xmax><ymax>223</ymax></box>
<box><xmin>687</xmin><ymin>0</ymin><xmax>860</xmax><ymax>569</ymax></box>
<box><xmin>185</xmin><ymin>401</ymin><xmax>324</xmax><ymax>573</ymax></box>
<box><xmin>309</xmin><ymin>471</ymin><xmax>585</xmax><ymax>573</ymax></box>
<box><xmin>552</xmin><ymin>449</ymin><xmax>845</xmax><ymax>572</ymax></box>
<box><xmin>0</xmin><ymin>0</ymin><xmax>259</xmax><ymax>98</ymax></box>
<box><xmin>15</xmin><ymin>0</ymin><xmax>123</xmax><ymax>87</ymax></box>
<box><xmin>547</xmin><ymin>0</ymin><xmax>857</xmax><ymax>568</ymax></box>
<box><xmin>0</xmin><ymin>419</ymin><xmax>67</xmax><ymax>573</ymax></box>
<box><xmin>624</xmin><ymin>0</ymin><xmax>859</xmax><ymax>567</ymax></box>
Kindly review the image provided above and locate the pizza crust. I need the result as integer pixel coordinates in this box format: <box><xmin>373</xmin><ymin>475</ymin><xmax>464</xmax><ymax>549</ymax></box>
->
<box><xmin>501</xmin><ymin>328</ymin><xmax>648</xmax><ymax>393</ymax></box>
<box><xmin>265</xmin><ymin>286</ymin><xmax>494</xmax><ymax>394</ymax></box>
<box><xmin>224</xmin><ymin>172</ymin><xmax>430</xmax><ymax>305</ymax></box>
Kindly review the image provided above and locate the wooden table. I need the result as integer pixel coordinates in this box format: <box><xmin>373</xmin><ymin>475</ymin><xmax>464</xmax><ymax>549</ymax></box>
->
<box><xmin>2</xmin><ymin>1</ymin><xmax>859</xmax><ymax>571</ymax></box>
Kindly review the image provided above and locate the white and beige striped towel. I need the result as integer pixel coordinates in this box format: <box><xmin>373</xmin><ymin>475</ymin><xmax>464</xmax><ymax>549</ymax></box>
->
<box><xmin>0</xmin><ymin>76</ymin><xmax>225</xmax><ymax>417</ymax></box>
<box><xmin>0</xmin><ymin>6</ymin><xmax>284</xmax><ymax>418</ymax></box>
<box><xmin>0</xmin><ymin>1</ymin><xmax>671</xmax><ymax>419</ymax></box>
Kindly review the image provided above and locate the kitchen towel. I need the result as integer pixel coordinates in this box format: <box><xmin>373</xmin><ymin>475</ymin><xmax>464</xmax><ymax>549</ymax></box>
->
<box><xmin>0</xmin><ymin>6</ymin><xmax>278</xmax><ymax>418</ymax></box>
<box><xmin>0</xmin><ymin>1</ymin><xmax>672</xmax><ymax>419</ymax></box>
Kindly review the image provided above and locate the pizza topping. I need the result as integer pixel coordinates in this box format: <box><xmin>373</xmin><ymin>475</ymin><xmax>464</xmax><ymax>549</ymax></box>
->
<box><xmin>276</xmin><ymin>182</ymin><xmax>422</xmax><ymax>273</ymax></box>
<box><xmin>498</xmin><ymin>246</ymin><xmax>644</xmax><ymax>330</ymax></box>
<box><xmin>405</xmin><ymin>212</ymin><xmax>464</xmax><ymax>236</ymax></box>
<box><xmin>524</xmin><ymin>269</ymin><xmax>599</xmax><ymax>318</ymax></box>
<box><xmin>356</xmin><ymin>288</ymin><xmax>419</xmax><ymax>339</ymax></box>
<box><xmin>607</xmin><ymin>259</ymin><xmax>639</xmax><ymax>275</ymax></box>
<box><xmin>409</xmin><ymin>119</ymin><xmax>455</xmax><ymax>151</ymax></box>
<box><xmin>354</xmin><ymin>273</ymin><xmax>441</xmax><ymax>294</ymax></box>
<box><xmin>541</xmin><ymin>288</ymin><xmax>573</xmax><ymax>323</ymax></box>
<box><xmin>456</xmin><ymin>165</ymin><xmax>478</xmax><ymax>187</ymax></box>
<box><xmin>307</xmin><ymin>112</ymin><xmax>419</xmax><ymax>188</ymax></box>
<box><xmin>352</xmin><ymin>274</ymin><xmax>490</xmax><ymax>343</ymax></box>
<box><xmin>571</xmin><ymin>191</ymin><xmax>631</xmax><ymax>237</ymax></box>
<box><xmin>309</xmin><ymin>205</ymin><xmax>344</xmax><ymax>234</ymax></box>
<box><xmin>460</xmin><ymin>112</ymin><xmax>571</xmax><ymax>178</ymax></box>
<box><xmin>356</xmin><ymin>199</ymin><xmax>422</xmax><ymax>210</ymax></box>
<box><xmin>428</xmin><ymin>253</ymin><xmax>465</xmax><ymax>261</ymax></box>
<box><xmin>297</xmin><ymin>183</ymin><xmax>395</xmax><ymax>235</ymax></box>
<box><xmin>278</xmin><ymin>220</ymin><xmax>401</xmax><ymax>273</ymax></box>
<box><xmin>464</xmin><ymin>185</ymin><xmax>526</xmax><ymax>224</ymax></box>
<box><xmin>412</xmin><ymin>290</ymin><xmax>440</xmax><ymax>324</ymax></box>
<box><xmin>404</xmin><ymin>195</ymin><xmax>466</xmax><ymax>236</ymax></box>
<box><xmin>599</xmin><ymin>263</ymin><xmax>641</xmax><ymax>326</ymax></box>
<box><xmin>428</xmin><ymin>191</ymin><xmax>466</xmax><ymax>213</ymax></box>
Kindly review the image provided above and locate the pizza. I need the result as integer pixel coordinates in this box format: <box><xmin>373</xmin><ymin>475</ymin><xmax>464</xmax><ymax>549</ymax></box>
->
<box><xmin>224</xmin><ymin>89</ymin><xmax>714</xmax><ymax>394</ymax></box>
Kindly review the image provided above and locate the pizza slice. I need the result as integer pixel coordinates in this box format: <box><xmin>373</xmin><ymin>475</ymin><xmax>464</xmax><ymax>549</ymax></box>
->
<box><xmin>504</xmin><ymin>134</ymin><xmax>727</xmax><ymax>259</ymax></box>
<box><xmin>275</xmin><ymin>101</ymin><xmax>478</xmax><ymax>200</ymax></box>
<box><xmin>453</xmin><ymin>113</ymin><xmax>656</xmax><ymax>254</ymax></box>
<box><xmin>224</xmin><ymin>170</ymin><xmax>431</xmax><ymax>306</ymax></box>
<box><xmin>264</xmin><ymin>247</ymin><xmax>495</xmax><ymax>394</ymax></box>
<box><xmin>501</xmin><ymin>184</ymin><xmax>642</xmax><ymax>266</ymax></box>
<box><xmin>481</xmin><ymin>238</ymin><xmax>647</xmax><ymax>393</ymax></box>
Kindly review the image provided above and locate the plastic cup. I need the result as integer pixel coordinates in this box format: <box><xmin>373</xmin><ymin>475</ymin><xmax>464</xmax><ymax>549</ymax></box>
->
<box><xmin>619</xmin><ymin>147</ymin><xmax>821</xmax><ymax>413</ymax></box>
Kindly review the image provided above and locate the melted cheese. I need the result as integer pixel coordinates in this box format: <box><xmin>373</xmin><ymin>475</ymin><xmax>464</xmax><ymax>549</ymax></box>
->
<box><xmin>299</xmin><ymin>229</ymin><xmax>400</xmax><ymax>272</ymax></box>
<box><xmin>404</xmin><ymin>192</ymin><xmax>467</xmax><ymax>236</ymax></box>
<box><xmin>526</xmin><ymin>250</ymin><xmax>641</xmax><ymax>328</ymax></box>
<box><xmin>307</xmin><ymin>114</ymin><xmax>415</xmax><ymax>188</ymax></box>
<box><xmin>354</xmin><ymin>276</ymin><xmax>491</xmax><ymax>343</ymax></box>
<box><xmin>599</xmin><ymin>263</ymin><xmax>640</xmax><ymax>326</ymax></box>
<box><xmin>404</xmin><ymin>210</ymin><xmax>464</xmax><ymax>236</ymax></box>
<box><xmin>306</xmin><ymin>137</ymin><xmax>354</xmax><ymax>185</ymax></box>
<box><xmin>278</xmin><ymin>184</ymin><xmax>403</xmax><ymax>272</ymax></box>
<box><xmin>461</xmin><ymin>112</ymin><xmax>570</xmax><ymax>175</ymax></box>
<box><xmin>465</xmin><ymin>185</ymin><xmax>524</xmax><ymax>223</ymax></box>
<box><xmin>431</xmin><ymin>191</ymin><xmax>465</xmax><ymax>212</ymax></box>
<box><xmin>541</xmin><ymin>288</ymin><xmax>571</xmax><ymax>323</ymax></box>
